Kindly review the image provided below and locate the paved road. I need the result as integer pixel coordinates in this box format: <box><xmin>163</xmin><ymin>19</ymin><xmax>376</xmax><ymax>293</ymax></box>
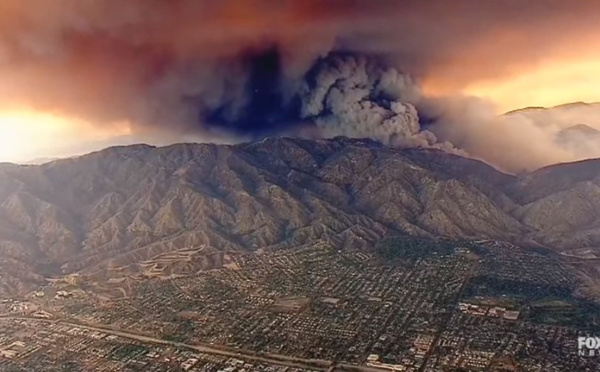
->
<box><xmin>0</xmin><ymin>315</ymin><xmax>332</xmax><ymax>371</ymax></box>
<box><xmin>418</xmin><ymin>259</ymin><xmax>481</xmax><ymax>371</ymax></box>
<box><xmin>0</xmin><ymin>315</ymin><xmax>393</xmax><ymax>371</ymax></box>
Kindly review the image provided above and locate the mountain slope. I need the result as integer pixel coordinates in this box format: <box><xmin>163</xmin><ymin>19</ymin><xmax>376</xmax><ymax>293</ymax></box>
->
<box><xmin>0</xmin><ymin>137</ymin><xmax>599</xmax><ymax>295</ymax></box>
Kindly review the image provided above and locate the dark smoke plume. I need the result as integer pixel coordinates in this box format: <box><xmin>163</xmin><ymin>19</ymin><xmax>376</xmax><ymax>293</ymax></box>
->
<box><xmin>300</xmin><ymin>53</ymin><xmax>440</xmax><ymax>148</ymax></box>
<box><xmin>203</xmin><ymin>47</ymin><xmax>301</xmax><ymax>137</ymax></box>
<box><xmin>202</xmin><ymin>50</ymin><xmax>458</xmax><ymax>154</ymax></box>
<box><xmin>3</xmin><ymin>0</ymin><xmax>600</xmax><ymax>169</ymax></box>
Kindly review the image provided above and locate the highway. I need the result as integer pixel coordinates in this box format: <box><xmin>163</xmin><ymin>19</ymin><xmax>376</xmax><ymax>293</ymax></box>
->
<box><xmin>0</xmin><ymin>315</ymin><xmax>351</xmax><ymax>371</ymax></box>
<box><xmin>0</xmin><ymin>314</ymin><xmax>396</xmax><ymax>371</ymax></box>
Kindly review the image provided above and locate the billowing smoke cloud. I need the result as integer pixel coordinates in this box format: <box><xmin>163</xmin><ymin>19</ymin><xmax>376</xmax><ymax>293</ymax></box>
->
<box><xmin>300</xmin><ymin>54</ymin><xmax>424</xmax><ymax>146</ymax></box>
<box><xmin>295</xmin><ymin>53</ymin><xmax>462</xmax><ymax>155</ymax></box>
<box><xmin>421</xmin><ymin>98</ymin><xmax>600</xmax><ymax>173</ymax></box>
<box><xmin>2</xmin><ymin>0</ymin><xmax>600</xmax><ymax>170</ymax></box>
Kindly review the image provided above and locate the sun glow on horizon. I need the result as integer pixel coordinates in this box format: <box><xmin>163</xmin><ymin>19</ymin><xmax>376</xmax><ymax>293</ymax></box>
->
<box><xmin>419</xmin><ymin>49</ymin><xmax>600</xmax><ymax>114</ymax></box>
<box><xmin>0</xmin><ymin>108</ymin><xmax>132</xmax><ymax>163</ymax></box>
<box><xmin>462</xmin><ymin>57</ymin><xmax>600</xmax><ymax>113</ymax></box>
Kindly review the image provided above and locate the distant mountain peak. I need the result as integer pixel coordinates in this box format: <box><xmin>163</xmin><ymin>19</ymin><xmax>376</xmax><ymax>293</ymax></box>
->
<box><xmin>504</xmin><ymin>101</ymin><xmax>600</xmax><ymax>116</ymax></box>
<box><xmin>558</xmin><ymin>123</ymin><xmax>600</xmax><ymax>136</ymax></box>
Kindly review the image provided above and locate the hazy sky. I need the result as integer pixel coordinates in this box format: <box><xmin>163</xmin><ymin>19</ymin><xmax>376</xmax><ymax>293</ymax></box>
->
<box><xmin>1</xmin><ymin>0</ymin><xmax>600</xmax><ymax>167</ymax></box>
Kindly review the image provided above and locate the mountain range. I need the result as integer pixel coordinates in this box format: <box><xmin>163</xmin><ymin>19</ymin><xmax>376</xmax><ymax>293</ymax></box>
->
<box><xmin>1</xmin><ymin>136</ymin><xmax>600</xmax><ymax>296</ymax></box>
<box><xmin>507</xmin><ymin>102</ymin><xmax>600</xmax><ymax>159</ymax></box>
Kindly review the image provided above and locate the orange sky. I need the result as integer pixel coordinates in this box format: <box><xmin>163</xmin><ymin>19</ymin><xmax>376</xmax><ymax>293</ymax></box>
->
<box><xmin>0</xmin><ymin>108</ymin><xmax>131</xmax><ymax>162</ymax></box>
<box><xmin>4</xmin><ymin>53</ymin><xmax>599</xmax><ymax>163</ymax></box>
<box><xmin>1</xmin><ymin>1</ymin><xmax>600</xmax><ymax>164</ymax></box>
<box><xmin>421</xmin><ymin>48</ymin><xmax>600</xmax><ymax>113</ymax></box>
<box><xmin>463</xmin><ymin>58</ymin><xmax>600</xmax><ymax>112</ymax></box>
